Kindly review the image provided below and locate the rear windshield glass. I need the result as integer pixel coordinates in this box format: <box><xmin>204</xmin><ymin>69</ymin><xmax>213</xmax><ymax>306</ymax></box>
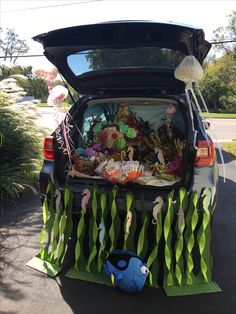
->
<box><xmin>67</xmin><ymin>47</ymin><xmax>185</xmax><ymax>75</ymax></box>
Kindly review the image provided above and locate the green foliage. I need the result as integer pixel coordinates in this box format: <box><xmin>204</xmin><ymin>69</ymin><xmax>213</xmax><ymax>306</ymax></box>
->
<box><xmin>222</xmin><ymin>142</ymin><xmax>236</xmax><ymax>159</ymax></box>
<box><xmin>87</xmin><ymin>47</ymin><xmax>184</xmax><ymax>70</ymax></box>
<box><xmin>0</xmin><ymin>65</ymin><xmax>32</xmax><ymax>81</ymax></box>
<box><xmin>10</xmin><ymin>65</ymin><xmax>32</xmax><ymax>77</ymax></box>
<box><xmin>202</xmin><ymin>112</ymin><xmax>236</xmax><ymax>118</ymax></box>
<box><xmin>200</xmin><ymin>53</ymin><xmax>236</xmax><ymax>112</ymax></box>
<box><xmin>0</xmin><ymin>92</ymin><xmax>10</xmax><ymax>107</ymax></box>
<box><xmin>17</xmin><ymin>77</ymin><xmax>48</xmax><ymax>99</ymax></box>
<box><xmin>53</xmin><ymin>80</ymin><xmax>78</xmax><ymax>105</ymax></box>
<box><xmin>66</xmin><ymin>85</ymin><xmax>78</xmax><ymax>105</ymax></box>
<box><xmin>0</xmin><ymin>106</ymin><xmax>41</xmax><ymax>201</ymax></box>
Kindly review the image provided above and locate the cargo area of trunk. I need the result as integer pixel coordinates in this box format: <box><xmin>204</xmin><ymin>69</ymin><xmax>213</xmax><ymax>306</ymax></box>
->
<box><xmin>54</xmin><ymin>96</ymin><xmax>193</xmax><ymax>195</ymax></box>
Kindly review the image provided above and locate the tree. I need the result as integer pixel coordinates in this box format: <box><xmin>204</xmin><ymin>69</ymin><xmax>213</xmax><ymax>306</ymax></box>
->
<box><xmin>10</xmin><ymin>65</ymin><xmax>32</xmax><ymax>77</ymax></box>
<box><xmin>86</xmin><ymin>47</ymin><xmax>184</xmax><ymax>70</ymax></box>
<box><xmin>0</xmin><ymin>29</ymin><xmax>30</xmax><ymax>79</ymax></box>
<box><xmin>17</xmin><ymin>77</ymin><xmax>49</xmax><ymax>99</ymax></box>
<box><xmin>0</xmin><ymin>28</ymin><xmax>29</xmax><ymax>64</ymax></box>
<box><xmin>0</xmin><ymin>64</ymin><xmax>32</xmax><ymax>81</ymax></box>
<box><xmin>200</xmin><ymin>11</ymin><xmax>236</xmax><ymax>112</ymax></box>
<box><xmin>200</xmin><ymin>53</ymin><xmax>236</xmax><ymax>112</ymax></box>
<box><xmin>213</xmin><ymin>10</ymin><xmax>236</xmax><ymax>56</ymax></box>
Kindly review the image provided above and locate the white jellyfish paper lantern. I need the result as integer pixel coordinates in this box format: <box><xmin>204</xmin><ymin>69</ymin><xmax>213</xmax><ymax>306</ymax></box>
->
<box><xmin>174</xmin><ymin>55</ymin><xmax>204</xmax><ymax>84</ymax></box>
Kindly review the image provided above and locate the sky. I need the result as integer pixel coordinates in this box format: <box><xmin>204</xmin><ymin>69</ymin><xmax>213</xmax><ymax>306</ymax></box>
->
<box><xmin>0</xmin><ymin>0</ymin><xmax>235</xmax><ymax>67</ymax></box>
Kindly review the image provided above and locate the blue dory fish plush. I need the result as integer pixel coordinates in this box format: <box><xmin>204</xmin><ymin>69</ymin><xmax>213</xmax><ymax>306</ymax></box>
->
<box><xmin>104</xmin><ymin>249</ymin><xmax>149</xmax><ymax>293</ymax></box>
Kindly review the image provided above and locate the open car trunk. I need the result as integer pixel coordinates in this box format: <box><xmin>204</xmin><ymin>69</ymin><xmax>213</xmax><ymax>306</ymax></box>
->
<box><xmin>55</xmin><ymin>96</ymin><xmax>192</xmax><ymax>192</ymax></box>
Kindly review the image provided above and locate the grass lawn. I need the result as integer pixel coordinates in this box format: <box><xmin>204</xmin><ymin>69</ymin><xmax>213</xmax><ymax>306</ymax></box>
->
<box><xmin>36</xmin><ymin>102</ymin><xmax>52</xmax><ymax>107</ymax></box>
<box><xmin>202</xmin><ymin>113</ymin><xmax>236</xmax><ymax>119</ymax></box>
<box><xmin>36</xmin><ymin>102</ymin><xmax>70</xmax><ymax>108</ymax></box>
<box><xmin>221</xmin><ymin>142</ymin><xmax>236</xmax><ymax>160</ymax></box>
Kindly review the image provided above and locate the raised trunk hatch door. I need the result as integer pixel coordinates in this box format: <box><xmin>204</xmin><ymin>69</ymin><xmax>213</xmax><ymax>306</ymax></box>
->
<box><xmin>33</xmin><ymin>21</ymin><xmax>211</xmax><ymax>93</ymax></box>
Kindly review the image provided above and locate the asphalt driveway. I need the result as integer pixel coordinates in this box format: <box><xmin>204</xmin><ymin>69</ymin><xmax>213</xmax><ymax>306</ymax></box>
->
<box><xmin>0</xmin><ymin>151</ymin><xmax>236</xmax><ymax>314</ymax></box>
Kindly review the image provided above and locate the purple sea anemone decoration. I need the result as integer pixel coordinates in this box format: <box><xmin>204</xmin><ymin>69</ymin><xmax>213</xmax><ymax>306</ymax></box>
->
<box><xmin>85</xmin><ymin>147</ymin><xmax>97</xmax><ymax>159</ymax></box>
<box><xmin>167</xmin><ymin>156</ymin><xmax>183</xmax><ymax>176</ymax></box>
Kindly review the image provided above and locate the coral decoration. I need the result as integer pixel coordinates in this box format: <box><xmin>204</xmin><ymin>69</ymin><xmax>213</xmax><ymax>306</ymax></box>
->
<box><xmin>71</xmin><ymin>101</ymin><xmax>185</xmax><ymax>185</ymax></box>
<box><xmin>73</xmin><ymin>155</ymin><xmax>97</xmax><ymax>176</ymax></box>
<box><xmin>85</xmin><ymin>147</ymin><xmax>97</xmax><ymax>159</ymax></box>
<box><xmin>115</xmin><ymin>105</ymin><xmax>130</xmax><ymax>123</ymax></box>
<box><xmin>98</xmin><ymin>127</ymin><xmax>123</xmax><ymax>149</ymax></box>
<box><xmin>167</xmin><ymin>156</ymin><xmax>183</xmax><ymax>176</ymax></box>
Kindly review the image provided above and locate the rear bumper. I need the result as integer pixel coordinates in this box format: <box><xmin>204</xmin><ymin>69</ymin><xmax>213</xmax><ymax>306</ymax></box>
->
<box><xmin>39</xmin><ymin>160</ymin><xmax>218</xmax><ymax>213</ymax></box>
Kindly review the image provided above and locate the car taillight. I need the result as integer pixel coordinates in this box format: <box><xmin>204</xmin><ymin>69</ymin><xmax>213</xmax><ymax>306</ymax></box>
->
<box><xmin>195</xmin><ymin>140</ymin><xmax>215</xmax><ymax>167</ymax></box>
<box><xmin>43</xmin><ymin>136</ymin><xmax>54</xmax><ymax>160</ymax></box>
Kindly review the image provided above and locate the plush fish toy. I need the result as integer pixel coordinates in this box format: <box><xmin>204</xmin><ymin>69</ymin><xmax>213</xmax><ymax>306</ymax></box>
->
<box><xmin>104</xmin><ymin>249</ymin><xmax>149</xmax><ymax>293</ymax></box>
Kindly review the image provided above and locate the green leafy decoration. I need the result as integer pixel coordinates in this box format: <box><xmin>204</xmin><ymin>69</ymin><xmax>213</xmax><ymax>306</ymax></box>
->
<box><xmin>97</xmin><ymin>192</ymin><xmax>108</xmax><ymax>272</ymax></box>
<box><xmin>57</xmin><ymin>210</ymin><xmax>67</xmax><ymax>264</ymax></box>
<box><xmin>146</xmin><ymin>208</ymin><xmax>162</xmax><ymax>287</ymax></box>
<box><xmin>137</xmin><ymin>195</ymin><xmax>149</xmax><ymax>258</ymax></box>
<box><xmin>86</xmin><ymin>187</ymin><xmax>99</xmax><ymax>272</ymax></box>
<box><xmin>174</xmin><ymin>188</ymin><xmax>188</xmax><ymax>286</ymax></box>
<box><xmin>56</xmin><ymin>186</ymin><xmax>73</xmax><ymax>265</ymax></box>
<box><xmin>49</xmin><ymin>204</ymin><xmax>62</xmax><ymax>263</ymax></box>
<box><xmin>62</xmin><ymin>186</ymin><xmax>73</xmax><ymax>259</ymax></box>
<box><xmin>39</xmin><ymin>184</ymin><xmax>55</xmax><ymax>260</ymax></box>
<box><xmin>108</xmin><ymin>187</ymin><xmax>120</xmax><ymax>253</ymax></box>
<box><xmin>184</xmin><ymin>191</ymin><xmax>199</xmax><ymax>285</ymax></box>
<box><xmin>163</xmin><ymin>190</ymin><xmax>175</xmax><ymax>286</ymax></box>
<box><xmin>74</xmin><ymin>212</ymin><xmax>86</xmax><ymax>270</ymax></box>
<box><xmin>197</xmin><ymin>188</ymin><xmax>212</xmax><ymax>283</ymax></box>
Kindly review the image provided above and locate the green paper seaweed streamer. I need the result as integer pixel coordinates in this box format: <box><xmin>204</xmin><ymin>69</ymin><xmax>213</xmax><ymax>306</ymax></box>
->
<box><xmin>75</xmin><ymin>188</ymin><xmax>91</xmax><ymax>270</ymax></box>
<box><xmin>57</xmin><ymin>186</ymin><xmax>73</xmax><ymax>265</ymax></box>
<box><xmin>49</xmin><ymin>189</ymin><xmax>63</xmax><ymax>263</ymax></box>
<box><xmin>39</xmin><ymin>193</ymin><xmax>48</xmax><ymax>258</ymax></box>
<box><xmin>197</xmin><ymin>188</ymin><xmax>212</xmax><ymax>283</ymax></box>
<box><xmin>164</xmin><ymin>190</ymin><xmax>175</xmax><ymax>286</ymax></box>
<box><xmin>137</xmin><ymin>195</ymin><xmax>149</xmax><ymax>258</ymax></box>
<box><xmin>86</xmin><ymin>187</ymin><xmax>99</xmax><ymax>272</ymax></box>
<box><xmin>74</xmin><ymin>211</ymin><xmax>86</xmax><ymax>270</ymax></box>
<box><xmin>108</xmin><ymin>187</ymin><xmax>120</xmax><ymax>253</ymax></box>
<box><xmin>39</xmin><ymin>183</ymin><xmax>55</xmax><ymax>260</ymax></box>
<box><xmin>97</xmin><ymin>192</ymin><xmax>108</xmax><ymax>272</ymax></box>
<box><xmin>174</xmin><ymin>188</ymin><xmax>188</xmax><ymax>286</ymax></box>
<box><xmin>184</xmin><ymin>191</ymin><xmax>199</xmax><ymax>285</ymax></box>
<box><xmin>123</xmin><ymin>192</ymin><xmax>136</xmax><ymax>251</ymax></box>
<box><xmin>57</xmin><ymin>210</ymin><xmax>67</xmax><ymax>264</ymax></box>
<box><xmin>146</xmin><ymin>200</ymin><xmax>163</xmax><ymax>288</ymax></box>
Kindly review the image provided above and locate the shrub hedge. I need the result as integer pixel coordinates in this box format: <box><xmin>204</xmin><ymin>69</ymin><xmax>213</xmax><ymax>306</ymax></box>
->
<box><xmin>0</xmin><ymin>106</ymin><xmax>42</xmax><ymax>202</ymax></box>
